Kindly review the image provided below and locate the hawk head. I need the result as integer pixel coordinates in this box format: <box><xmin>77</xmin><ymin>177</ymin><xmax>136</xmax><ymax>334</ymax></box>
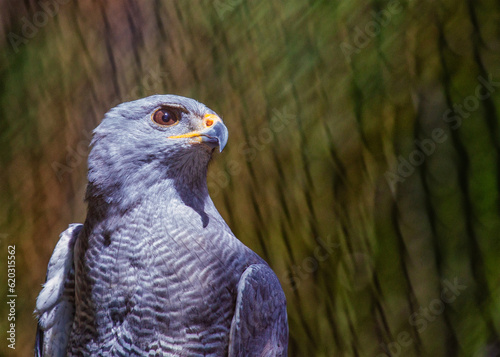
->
<box><xmin>86</xmin><ymin>95</ymin><xmax>228</xmax><ymax>209</ymax></box>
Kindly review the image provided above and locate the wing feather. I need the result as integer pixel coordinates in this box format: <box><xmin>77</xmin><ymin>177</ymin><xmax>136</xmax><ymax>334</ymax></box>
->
<box><xmin>34</xmin><ymin>223</ymin><xmax>82</xmax><ymax>357</ymax></box>
<box><xmin>229</xmin><ymin>264</ymin><xmax>288</xmax><ymax>357</ymax></box>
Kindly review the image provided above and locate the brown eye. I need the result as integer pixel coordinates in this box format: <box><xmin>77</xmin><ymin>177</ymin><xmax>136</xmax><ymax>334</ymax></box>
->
<box><xmin>152</xmin><ymin>108</ymin><xmax>180</xmax><ymax>126</ymax></box>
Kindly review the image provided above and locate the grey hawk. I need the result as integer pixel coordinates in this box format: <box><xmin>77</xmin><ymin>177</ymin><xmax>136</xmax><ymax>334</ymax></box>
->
<box><xmin>34</xmin><ymin>95</ymin><xmax>288</xmax><ymax>356</ymax></box>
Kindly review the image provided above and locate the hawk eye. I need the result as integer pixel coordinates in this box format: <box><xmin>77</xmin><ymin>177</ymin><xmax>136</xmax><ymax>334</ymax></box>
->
<box><xmin>152</xmin><ymin>108</ymin><xmax>180</xmax><ymax>127</ymax></box>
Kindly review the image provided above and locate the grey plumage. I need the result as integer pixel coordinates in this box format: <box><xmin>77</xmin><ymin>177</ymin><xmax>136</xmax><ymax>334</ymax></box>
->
<box><xmin>35</xmin><ymin>95</ymin><xmax>288</xmax><ymax>356</ymax></box>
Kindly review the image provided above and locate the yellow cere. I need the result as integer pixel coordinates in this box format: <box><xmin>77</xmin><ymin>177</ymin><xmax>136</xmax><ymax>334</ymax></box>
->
<box><xmin>168</xmin><ymin>113</ymin><xmax>221</xmax><ymax>140</ymax></box>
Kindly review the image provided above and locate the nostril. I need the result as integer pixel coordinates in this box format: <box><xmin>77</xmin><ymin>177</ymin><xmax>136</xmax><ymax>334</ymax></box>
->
<box><xmin>203</xmin><ymin>113</ymin><xmax>220</xmax><ymax>128</ymax></box>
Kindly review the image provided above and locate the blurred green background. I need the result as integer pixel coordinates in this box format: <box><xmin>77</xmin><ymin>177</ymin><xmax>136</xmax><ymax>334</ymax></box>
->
<box><xmin>1</xmin><ymin>0</ymin><xmax>500</xmax><ymax>356</ymax></box>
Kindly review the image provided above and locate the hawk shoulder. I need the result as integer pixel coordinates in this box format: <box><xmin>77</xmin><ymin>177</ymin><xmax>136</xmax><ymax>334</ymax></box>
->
<box><xmin>35</xmin><ymin>223</ymin><xmax>82</xmax><ymax>357</ymax></box>
<box><xmin>229</xmin><ymin>263</ymin><xmax>288</xmax><ymax>357</ymax></box>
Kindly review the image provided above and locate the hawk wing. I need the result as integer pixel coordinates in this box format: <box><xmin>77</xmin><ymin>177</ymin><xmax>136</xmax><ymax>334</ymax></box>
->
<box><xmin>229</xmin><ymin>264</ymin><xmax>288</xmax><ymax>357</ymax></box>
<box><xmin>35</xmin><ymin>223</ymin><xmax>82</xmax><ymax>357</ymax></box>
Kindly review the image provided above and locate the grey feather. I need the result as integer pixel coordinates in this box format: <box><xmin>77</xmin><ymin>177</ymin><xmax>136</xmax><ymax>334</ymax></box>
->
<box><xmin>229</xmin><ymin>264</ymin><xmax>288</xmax><ymax>357</ymax></box>
<box><xmin>35</xmin><ymin>95</ymin><xmax>288</xmax><ymax>356</ymax></box>
<box><xmin>35</xmin><ymin>223</ymin><xmax>82</xmax><ymax>357</ymax></box>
